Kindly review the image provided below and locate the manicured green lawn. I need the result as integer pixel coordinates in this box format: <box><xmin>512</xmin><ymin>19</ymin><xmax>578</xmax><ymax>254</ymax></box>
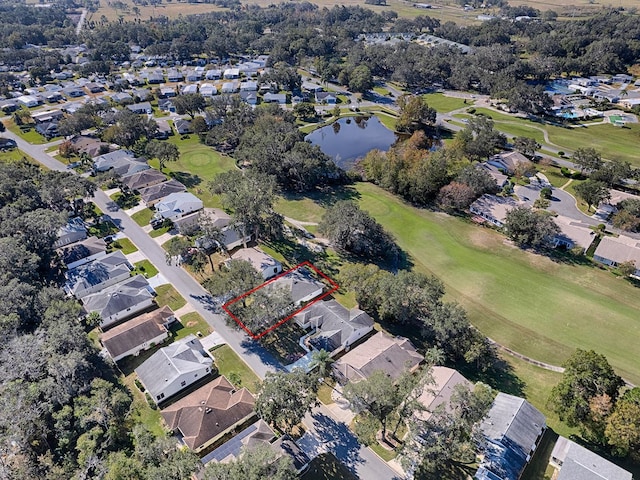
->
<box><xmin>6</xmin><ymin>121</ymin><xmax>51</xmax><ymax>144</ymax></box>
<box><xmin>149</xmin><ymin>225</ymin><xmax>171</xmax><ymax>238</ymax></box>
<box><xmin>148</xmin><ymin>135</ymin><xmax>237</xmax><ymax>208</ymax></box>
<box><xmin>154</xmin><ymin>284</ymin><xmax>186</xmax><ymax>311</ymax></box>
<box><xmin>0</xmin><ymin>148</ymin><xmax>38</xmax><ymax>163</ymax></box>
<box><xmin>107</xmin><ymin>237</ymin><xmax>138</xmax><ymax>255</ymax></box>
<box><xmin>131</xmin><ymin>208</ymin><xmax>154</xmax><ymax>226</ymax></box>
<box><xmin>423</xmin><ymin>93</ymin><xmax>472</xmax><ymax>113</ymax></box>
<box><xmin>211</xmin><ymin>344</ymin><xmax>261</xmax><ymax>394</ymax></box>
<box><xmin>354</xmin><ymin>182</ymin><xmax>640</xmax><ymax>384</ymax></box>
<box><xmin>171</xmin><ymin>312</ymin><xmax>211</xmax><ymax>341</ymax></box>
<box><xmin>131</xmin><ymin>259</ymin><xmax>159</xmax><ymax>278</ymax></box>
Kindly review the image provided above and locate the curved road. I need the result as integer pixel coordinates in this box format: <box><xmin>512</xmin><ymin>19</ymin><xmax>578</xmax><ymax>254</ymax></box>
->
<box><xmin>3</xmin><ymin>128</ymin><xmax>402</xmax><ymax>480</ymax></box>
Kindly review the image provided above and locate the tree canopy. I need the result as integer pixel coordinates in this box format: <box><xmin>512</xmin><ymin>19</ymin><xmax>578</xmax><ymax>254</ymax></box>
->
<box><xmin>504</xmin><ymin>206</ymin><xmax>560</xmax><ymax>248</ymax></box>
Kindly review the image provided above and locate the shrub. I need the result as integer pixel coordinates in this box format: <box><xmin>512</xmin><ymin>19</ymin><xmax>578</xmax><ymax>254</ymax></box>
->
<box><xmin>134</xmin><ymin>379</ymin><xmax>145</xmax><ymax>392</ymax></box>
<box><xmin>467</xmin><ymin>107</ymin><xmax>476</xmax><ymax>114</ymax></box>
<box><xmin>540</xmin><ymin>187</ymin><xmax>552</xmax><ymax>199</ymax></box>
<box><xmin>145</xmin><ymin>393</ymin><xmax>158</xmax><ymax>409</ymax></box>
<box><xmin>561</xmin><ymin>167</ymin><xmax>571</xmax><ymax>177</ymax></box>
<box><xmin>228</xmin><ymin>371</ymin><xmax>242</xmax><ymax>387</ymax></box>
<box><xmin>557</xmin><ymin>151</ymin><xmax>565</xmax><ymax>157</ymax></box>
<box><xmin>571</xmin><ymin>171</ymin><xmax>583</xmax><ymax>180</ymax></box>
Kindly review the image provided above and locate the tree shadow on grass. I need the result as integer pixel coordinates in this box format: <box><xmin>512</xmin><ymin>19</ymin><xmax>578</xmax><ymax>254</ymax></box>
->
<box><xmin>457</xmin><ymin>356</ymin><xmax>526</xmax><ymax>398</ymax></box>
<box><xmin>169</xmin><ymin>171</ymin><xmax>202</xmax><ymax>189</ymax></box>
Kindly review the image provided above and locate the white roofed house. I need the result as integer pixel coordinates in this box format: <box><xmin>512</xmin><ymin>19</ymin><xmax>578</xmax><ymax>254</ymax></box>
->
<box><xmin>548</xmin><ymin>216</ymin><xmax>596</xmax><ymax>253</ymax></box>
<box><xmin>153</xmin><ymin>192</ymin><xmax>203</xmax><ymax>222</ymax></box>
<box><xmin>223</xmin><ymin>68</ymin><xmax>240</xmax><ymax>79</ymax></box>
<box><xmin>54</xmin><ymin>216</ymin><xmax>87</xmax><ymax>248</ymax></box>
<box><xmin>469</xmin><ymin>194</ymin><xmax>518</xmax><ymax>228</ymax></box>
<box><xmin>230</xmin><ymin>247</ymin><xmax>282</xmax><ymax>279</ymax></box>
<box><xmin>135</xmin><ymin>334</ymin><xmax>213</xmax><ymax>404</ymax></box>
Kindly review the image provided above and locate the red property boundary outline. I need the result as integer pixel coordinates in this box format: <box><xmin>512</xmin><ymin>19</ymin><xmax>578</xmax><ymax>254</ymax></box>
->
<box><xmin>222</xmin><ymin>261</ymin><xmax>339</xmax><ymax>340</ymax></box>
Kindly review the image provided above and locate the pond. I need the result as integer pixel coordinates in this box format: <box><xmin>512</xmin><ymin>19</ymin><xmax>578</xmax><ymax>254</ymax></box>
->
<box><xmin>305</xmin><ymin>116</ymin><xmax>399</xmax><ymax>170</ymax></box>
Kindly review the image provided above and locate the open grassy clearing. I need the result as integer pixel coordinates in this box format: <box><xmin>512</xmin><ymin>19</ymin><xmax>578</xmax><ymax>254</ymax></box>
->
<box><xmin>148</xmin><ymin>135</ymin><xmax>237</xmax><ymax>208</ymax></box>
<box><xmin>89</xmin><ymin>0</ymin><xmax>224</xmax><ymax>22</ymax></box>
<box><xmin>355</xmin><ymin>182</ymin><xmax>640</xmax><ymax>384</ymax></box>
<box><xmin>211</xmin><ymin>344</ymin><xmax>261</xmax><ymax>394</ymax></box>
<box><xmin>154</xmin><ymin>284</ymin><xmax>187</xmax><ymax>311</ymax></box>
<box><xmin>423</xmin><ymin>92</ymin><xmax>473</xmax><ymax>113</ymax></box>
<box><xmin>5</xmin><ymin>120</ymin><xmax>52</xmax><ymax>145</ymax></box>
<box><xmin>172</xmin><ymin>312</ymin><xmax>211</xmax><ymax>341</ymax></box>
<box><xmin>469</xmin><ymin>107</ymin><xmax>640</xmax><ymax>166</ymax></box>
<box><xmin>0</xmin><ymin>148</ymin><xmax>37</xmax><ymax>164</ymax></box>
<box><xmin>131</xmin><ymin>207</ymin><xmax>154</xmax><ymax>226</ymax></box>
<box><xmin>131</xmin><ymin>259</ymin><xmax>159</xmax><ymax>279</ymax></box>
<box><xmin>277</xmin><ymin>183</ymin><xmax>640</xmax><ymax>384</ymax></box>
<box><xmin>107</xmin><ymin>237</ymin><xmax>138</xmax><ymax>255</ymax></box>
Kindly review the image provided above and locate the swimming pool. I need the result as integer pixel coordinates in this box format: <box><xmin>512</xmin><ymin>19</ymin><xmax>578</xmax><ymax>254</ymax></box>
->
<box><xmin>545</xmin><ymin>80</ymin><xmax>573</xmax><ymax>95</ymax></box>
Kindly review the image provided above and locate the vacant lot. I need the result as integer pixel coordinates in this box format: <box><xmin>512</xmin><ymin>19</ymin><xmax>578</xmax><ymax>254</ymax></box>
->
<box><xmin>423</xmin><ymin>93</ymin><xmax>472</xmax><ymax>113</ymax></box>
<box><xmin>155</xmin><ymin>284</ymin><xmax>187</xmax><ymax>311</ymax></box>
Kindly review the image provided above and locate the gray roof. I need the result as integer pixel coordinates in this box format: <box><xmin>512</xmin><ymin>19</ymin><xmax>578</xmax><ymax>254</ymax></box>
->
<box><xmin>127</xmin><ymin>101</ymin><xmax>152</xmax><ymax>113</ymax></box>
<box><xmin>553</xmin><ymin>437</ymin><xmax>632</xmax><ymax>480</ymax></box>
<box><xmin>477</xmin><ymin>393</ymin><xmax>546</xmax><ymax>480</ymax></box>
<box><xmin>82</xmin><ymin>274</ymin><xmax>153</xmax><ymax>321</ymax></box>
<box><xmin>101</xmin><ymin>305</ymin><xmax>175</xmax><ymax>359</ymax></box>
<box><xmin>58</xmin><ymin>236</ymin><xmax>107</xmax><ymax>266</ymax></box>
<box><xmin>139</xmin><ymin>179</ymin><xmax>186</xmax><ymax>204</ymax></box>
<box><xmin>271</xmin><ymin>435</ymin><xmax>311</xmax><ymax>473</ymax></box>
<box><xmin>201</xmin><ymin>419</ymin><xmax>274</xmax><ymax>464</ymax></box>
<box><xmin>135</xmin><ymin>334</ymin><xmax>210</xmax><ymax>400</ymax></box>
<box><xmin>298</xmin><ymin>300</ymin><xmax>374</xmax><ymax>352</ymax></box>
<box><xmin>93</xmin><ymin>149</ymin><xmax>136</xmax><ymax>167</ymax></box>
<box><xmin>65</xmin><ymin>250</ymin><xmax>130</xmax><ymax>297</ymax></box>
<box><xmin>593</xmin><ymin>235</ymin><xmax>640</xmax><ymax>267</ymax></box>
<box><xmin>155</xmin><ymin>192</ymin><xmax>203</xmax><ymax>218</ymax></box>
<box><xmin>269</xmin><ymin>268</ymin><xmax>324</xmax><ymax>304</ymax></box>
<box><xmin>122</xmin><ymin>169</ymin><xmax>167</xmax><ymax>191</ymax></box>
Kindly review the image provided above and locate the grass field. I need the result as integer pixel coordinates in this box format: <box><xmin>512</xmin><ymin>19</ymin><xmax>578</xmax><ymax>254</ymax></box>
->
<box><xmin>211</xmin><ymin>344</ymin><xmax>262</xmax><ymax>394</ymax></box>
<box><xmin>423</xmin><ymin>93</ymin><xmax>473</xmax><ymax>113</ymax></box>
<box><xmin>132</xmin><ymin>208</ymin><xmax>154</xmax><ymax>227</ymax></box>
<box><xmin>0</xmin><ymin>148</ymin><xmax>37</xmax><ymax>164</ymax></box>
<box><xmin>276</xmin><ymin>183</ymin><xmax>640</xmax><ymax>384</ymax></box>
<box><xmin>148</xmin><ymin>135</ymin><xmax>237</xmax><ymax>208</ymax></box>
<box><xmin>468</xmin><ymin>108</ymin><xmax>640</xmax><ymax>166</ymax></box>
<box><xmin>131</xmin><ymin>259</ymin><xmax>159</xmax><ymax>279</ymax></box>
<box><xmin>172</xmin><ymin>312</ymin><xmax>211</xmax><ymax>341</ymax></box>
<box><xmin>107</xmin><ymin>237</ymin><xmax>138</xmax><ymax>255</ymax></box>
<box><xmin>154</xmin><ymin>284</ymin><xmax>187</xmax><ymax>311</ymax></box>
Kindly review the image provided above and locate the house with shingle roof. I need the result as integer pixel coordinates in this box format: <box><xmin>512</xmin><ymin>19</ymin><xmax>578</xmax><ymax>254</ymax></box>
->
<box><xmin>295</xmin><ymin>299</ymin><xmax>375</xmax><ymax>355</ymax></box>
<box><xmin>139</xmin><ymin>179</ymin><xmax>187</xmax><ymax>206</ymax></box>
<box><xmin>137</xmin><ymin>334</ymin><xmax>213</xmax><ymax>404</ymax></box>
<box><xmin>416</xmin><ymin>367</ymin><xmax>472</xmax><ymax>421</ymax></box>
<box><xmin>475</xmin><ymin>393</ymin><xmax>546</xmax><ymax>480</ymax></box>
<box><xmin>593</xmin><ymin>235</ymin><xmax>640</xmax><ymax>276</ymax></box>
<box><xmin>268</xmin><ymin>268</ymin><xmax>324</xmax><ymax>306</ymax></box>
<box><xmin>64</xmin><ymin>250</ymin><xmax>131</xmax><ymax>298</ymax></box>
<box><xmin>231</xmin><ymin>247</ymin><xmax>282</xmax><ymax>279</ymax></box>
<box><xmin>82</xmin><ymin>275</ymin><xmax>155</xmax><ymax>329</ymax></box>
<box><xmin>122</xmin><ymin>169</ymin><xmax>167</xmax><ymax>192</ymax></box>
<box><xmin>57</xmin><ymin>236</ymin><xmax>107</xmax><ymax>270</ymax></box>
<box><xmin>100</xmin><ymin>305</ymin><xmax>175</xmax><ymax>361</ymax></box>
<box><xmin>154</xmin><ymin>192</ymin><xmax>203</xmax><ymax>221</ymax></box>
<box><xmin>332</xmin><ymin>331</ymin><xmax>424</xmax><ymax>384</ymax></box>
<box><xmin>550</xmin><ymin>436</ymin><xmax>632</xmax><ymax>480</ymax></box>
<box><xmin>470</xmin><ymin>194</ymin><xmax>518</xmax><ymax>227</ymax></box>
<box><xmin>54</xmin><ymin>216</ymin><xmax>87</xmax><ymax>248</ymax></box>
<box><xmin>201</xmin><ymin>419</ymin><xmax>274</xmax><ymax>464</ymax></box>
<box><xmin>161</xmin><ymin>375</ymin><xmax>254</xmax><ymax>450</ymax></box>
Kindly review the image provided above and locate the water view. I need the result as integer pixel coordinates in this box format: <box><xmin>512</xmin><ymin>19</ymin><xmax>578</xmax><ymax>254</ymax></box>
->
<box><xmin>305</xmin><ymin>116</ymin><xmax>398</xmax><ymax>170</ymax></box>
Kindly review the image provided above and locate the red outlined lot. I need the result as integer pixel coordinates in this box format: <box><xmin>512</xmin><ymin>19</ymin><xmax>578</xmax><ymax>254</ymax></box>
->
<box><xmin>222</xmin><ymin>261</ymin><xmax>339</xmax><ymax>339</ymax></box>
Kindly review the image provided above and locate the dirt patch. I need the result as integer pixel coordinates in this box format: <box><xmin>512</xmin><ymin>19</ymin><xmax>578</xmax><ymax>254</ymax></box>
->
<box><xmin>467</xmin><ymin>227</ymin><xmax>503</xmax><ymax>250</ymax></box>
<box><xmin>186</xmin><ymin>321</ymin><xmax>198</xmax><ymax>328</ymax></box>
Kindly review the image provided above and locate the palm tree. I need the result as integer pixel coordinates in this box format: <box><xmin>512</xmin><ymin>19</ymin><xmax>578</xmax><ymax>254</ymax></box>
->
<box><xmin>310</xmin><ymin>349</ymin><xmax>333</xmax><ymax>380</ymax></box>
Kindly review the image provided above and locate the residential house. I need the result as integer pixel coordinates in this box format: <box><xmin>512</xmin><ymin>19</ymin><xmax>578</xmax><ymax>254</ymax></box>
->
<box><xmin>44</xmin><ymin>91</ymin><xmax>64</xmax><ymax>103</ymax></box>
<box><xmin>199</xmin><ymin>83</ymin><xmax>217</xmax><ymax>97</ymax></box>
<box><xmin>469</xmin><ymin>194</ymin><xmax>518</xmax><ymax>227</ymax></box>
<box><xmin>35</xmin><ymin>121</ymin><xmax>59</xmax><ymax>139</ymax></box>
<box><xmin>205</xmin><ymin>69</ymin><xmax>222</xmax><ymax>80</ymax></box>
<box><xmin>231</xmin><ymin>247</ymin><xmax>282</xmax><ymax>279</ymax></box>
<box><xmin>186</xmin><ymin>70</ymin><xmax>203</xmax><ymax>82</ymax></box>
<box><xmin>239</xmin><ymin>91</ymin><xmax>258</xmax><ymax>105</ymax></box>
<box><xmin>155</xmin><ymin>118</ymin><xmax>173</xmax><ymax>138</ymax></box>
<box><xmin>54</xmin><ymin>217</ymin><xmax>87</xmax><ymax>248</ymax></box>
<box><xmin>201</xmin><ymin>419</ymin><xmax>274</xmax><ymax>464</ymax></box>
<box><xmin>100</xmin><ymin>306</ymin><xmax>176</xmax><ymax>362</ymax></box>
<box><xmin>549</xmin><ymin>216</ymin><xmax>595</xmax><ymax>252</ymax></box>
<box><xmin>263</xmin><ymin>93</ymin><xmax>287</xmax><ymax>104</ymax></box>
<box><xmin>70</xmin><ymin>135</ymin><xmax>109</xmax><ymax>157</ymax></box>
<box><xmin>194</xmin><ymin>208</ymin><xmax>251</xmax><ymax>251</ymax></box>
<box><xmin>478</xmin><ymin>162</ymin><xmax>508</xmax><ymax>188</ymax></box>
<box><xmin>136</xmin><ymin>334</ymin><xmax>213</xmax><ymax>404</ymax></box>
<box><xmin>82</xmin><ymin>275</ymin><xmax>155</xmax><ymax>329</ymax></box>
<box><xmin>223</xmin><ymin>68</ymin><xmax>240</xmax><ymax>79</ymax></box>
<box><xmin>302</xmin><ymin>81</ymin><xmax>324</xmax><ymax>93</ymax></box>
<box><xmin>174</xmin><ymin>119</ymin><xmax>192</xmax><ymax>135</ymax></box>
<box><xmin>182</xmin><ymin>84</ymin><xmax>198</xmax><ymax>95</ymax></box>
<box><xmin>221</xmin><ymin>82</ymin><xmax>239</xmax><ymax>94</ymax></box>
<box><xmin>158</xmin><ymin>98</ymin><xmax>176</xmax><ymax>113</ymax></box>
<box><xmin>139</xmin><ymin>179</ymin><xmax>187</xmax><ymax>207</ymax></box>
<box><xmin>127</xmin><ymin>102</ymin><xmax>153</xmax><ymax>114</ymax></box>
<box><xmin>315</xmin><ymin>92</ymin><xmax>337</xmax><ymax>104</ymax></box>
<box><xmin>16</xmin><ymin>94</ymin><xmax>41</xmax><ymax>107</ymax></box>
<box><xmin>122</xmin><ymin>169</ymin><xmax>167</xmax><ymax>192</ymax></box>
<box><xmin>240</xmin><ymin>80</ymin><xmax>258</xmax><ymax>92</ymax></box>
<box><xmin>593</xmin><ymin>235</ymin><xmax>640</xmax><ymax>276</ymax></box>
<box><xmin>93</xmin><ymin>150</ymin><xmax>150</xmax><ymax>177</ymax></box>
<box><xmin>64</xmin><ymin>250</ymin><xmax>132</xmax><ymax>298</ymax></box>
<box><xmin>269</xmin><ymin>268</ymin><xmax>325</xmax><ymax>306</ymax></box>
<box><xmin>237</xmin><ymin>62</ymin><xmax>262</xmax><ymax>76</ymax></box>
<box><xmin>57</xmin><ymin>236</ymin><xmax>107</xmax><ymax>270</ymax></box>
<box><xmin>488</xmin><ymin>151</ymin><xmax>531</xmax><ymax>176</ymax></box>
<box><xmin>85</xmin><ymin>82</ymin><xmax>104</xmax><ymax>94</ymax></box>
<box><xmin>133</xmin><ymin>88</ymin><xmax>152</xmax><ymax>101</ymax></box>
<box><xmin>147</xmin><ymin>71</ymin><xmax>164</xmax><ymax>84</ymax></box>
<box><xmin>475</xmin><ymin>393</ymin><xmax>546</xmax><ymax>480</ymax></box>
<box><xmin>160</xmin><ymin>86</ymin><xmax>177</xmax><ymax>98</ymax></box>
<box><xmin>332</xmin><ymin>331</ymin><xmax>424</xmax><ymax>384</ymax></box>
<box><xmin>295</xmin><ymin>299</ymin><xmax>375</xmax><ymax>355</ymax></box>
<box><xmin>416</xmin><ymin>367</ymin><xmax>472</xmax><ymax>420</ymax></box>
<box><xmin>162</xmin><ymin>375</ymin><xmax>255</xmax><ymax>450</ymax></box>
<box><xmin>32</xmin><ymin>109</ymin><xmax>64</xmax><ymax>124</ymax></box>
<box><xmin>154</xmin><ymin>192</ymin><xmax>204</xmax><ymax>221</ymax></box>
<box><xmin>63</xmin><ymin>86</ymin><xmax>85</xmax><ymax>98</ymax></box>
<box><xmin>271</xmin><ymin>436</ymin><xmax>311</xmax><ymax>474</ymax></box>
<box><xmin>167</xmin><ymin>69</ymin><xmax>184</xmax><ymax>83</ymax></box>
<box><xmin>549</xmin><ymin>436</ymin><xmax>633</xmax><ymax>480</ymax></box>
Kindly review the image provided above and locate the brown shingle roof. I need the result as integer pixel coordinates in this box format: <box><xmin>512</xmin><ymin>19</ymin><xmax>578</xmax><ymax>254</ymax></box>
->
<box><xmin>161</xmin><ymin>376</ymin><xmax>255</xmax><ymax>451</ymax></box>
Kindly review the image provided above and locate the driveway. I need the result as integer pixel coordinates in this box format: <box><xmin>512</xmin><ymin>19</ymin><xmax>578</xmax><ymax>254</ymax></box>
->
<box><xmin>514</xmin><ymin>184</ymin><xmax>599</xmax><ymax>226</ymax></box>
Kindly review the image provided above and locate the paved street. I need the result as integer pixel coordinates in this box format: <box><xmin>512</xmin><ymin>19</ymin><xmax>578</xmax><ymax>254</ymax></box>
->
<box><xmin>4</xmin><ymin>128</ymin><xmax>401</xmax><ymax>480</ymax></box>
